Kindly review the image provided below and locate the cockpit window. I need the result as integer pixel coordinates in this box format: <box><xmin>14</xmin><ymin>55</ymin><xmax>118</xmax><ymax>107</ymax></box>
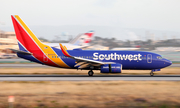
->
<box><xmin>157</xmin><ymin>56</ymin><xmax>162</xmax><ymax>59</ymax></box>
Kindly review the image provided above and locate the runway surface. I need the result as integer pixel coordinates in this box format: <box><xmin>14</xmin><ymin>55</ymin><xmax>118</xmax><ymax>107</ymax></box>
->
<box><xmin>0</xmin><ymin>64</ymin><xmax>51</xmax><ymax>68</ymax></box>
<box><xmin>0</xmin><ymin>75</ymin><xmax>179</xmax><ymax>81</ymax></box>
<box><xmin>0</xmin><ymin>63</ymin><xmax>179</xmax><ymax>68</ymax></box>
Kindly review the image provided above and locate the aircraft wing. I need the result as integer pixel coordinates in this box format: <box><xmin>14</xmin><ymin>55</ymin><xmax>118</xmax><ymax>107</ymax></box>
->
<box><xmin>60</xmin><ymin>44</ymin><xmax>115</xmax><ymax>69</ymax></box>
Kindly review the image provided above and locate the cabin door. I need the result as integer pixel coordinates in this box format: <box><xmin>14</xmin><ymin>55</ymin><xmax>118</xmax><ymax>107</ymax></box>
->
<box><xmin>147</xmin><ymin>54</ymin><xmax>152</xmax><ymax>63</ymax></box>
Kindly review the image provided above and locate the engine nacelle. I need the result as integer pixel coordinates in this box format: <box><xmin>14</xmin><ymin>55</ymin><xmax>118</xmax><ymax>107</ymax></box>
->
<box><xmin>100</xmin><ymin>64</ymin><xmax>122</xmax><ymax>73</ymax></box>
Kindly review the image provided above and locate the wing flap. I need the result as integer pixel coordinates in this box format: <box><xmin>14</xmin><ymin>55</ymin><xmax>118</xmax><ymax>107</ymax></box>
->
<box><xmin>78</xmin><ymin>63</ymin><xmax>90</xmax><ymax>69</ymax></box>
<box><xmin>74</xmin><ymin>62</ymin><xmax>86</xmax><ymax>67</ymax></box>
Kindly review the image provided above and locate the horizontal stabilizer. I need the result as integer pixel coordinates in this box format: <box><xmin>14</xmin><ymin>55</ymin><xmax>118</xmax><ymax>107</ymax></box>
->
<box><xmin>9</xmin><ymin>49</ymin><xmax>32</xmax><ymax>55</ymax></box>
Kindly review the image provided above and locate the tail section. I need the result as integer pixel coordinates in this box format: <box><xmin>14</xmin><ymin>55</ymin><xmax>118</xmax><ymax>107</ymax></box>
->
<box><xmin>11</xmin><ymin>15</ymin><xmax>43</xmax><ymax>52</ymax></box>
<box><xmin>69</xmin><ymin>30</ymin><xmax>94</xmax><ymax>46</ymax></box>
<box><xmin>11</xmin><ymin>15</ymin><xmax>70</xmax><ymax>68</ymax></box>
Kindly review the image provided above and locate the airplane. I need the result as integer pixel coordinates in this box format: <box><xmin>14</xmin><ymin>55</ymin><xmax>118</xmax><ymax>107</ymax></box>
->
<box><xmin>45</xmin><ymin>30</ymin><xmax>94</xmax><ymax>50</ymax></box>
<box><xmin>11</xmin><ymin>15</ymin><xmax>172</xmax><ymax>76</ymax></box>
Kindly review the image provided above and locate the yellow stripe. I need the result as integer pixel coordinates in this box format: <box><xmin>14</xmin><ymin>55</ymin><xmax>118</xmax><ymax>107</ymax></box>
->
<box><xmin>60</xmin><ymin>44</ymin><xmax>66</xmax><ymax>53</ymax></box>
<box><xmin>60</xmin><ymin>44</ymin><xmax>70</xmax><ymax>56</ymax></box>
<box><xmin>64</xmin><ymin>46</ymin><xmax>67</xmax><ymax>50</ymax></box>
<box><xmin>63</xmin><ymin>46</ymin><xmax>69</xmax><ymax>55</ymax></box>
<box><xmin>15</xmin><ymin>15</ymin><xmax>70</xmax><ymax>68</ymax></box>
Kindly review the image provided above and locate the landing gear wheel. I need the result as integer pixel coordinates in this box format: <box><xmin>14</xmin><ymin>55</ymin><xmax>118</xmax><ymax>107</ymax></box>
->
<box><xmin>88</xmin><ymin>71</ymin><xmax>94</xmax><ymax>76</ymax></box>
<box><xmin>150</xmin><ymin>72</ymin><xmax>154</xmax><ymax>76</ymax></box>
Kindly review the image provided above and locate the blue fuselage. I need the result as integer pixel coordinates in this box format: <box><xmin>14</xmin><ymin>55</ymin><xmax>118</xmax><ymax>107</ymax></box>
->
<box><xmin>18</xmin><ymin>47</ymin><xmax>172</xmax><ymax>70</ymax></box>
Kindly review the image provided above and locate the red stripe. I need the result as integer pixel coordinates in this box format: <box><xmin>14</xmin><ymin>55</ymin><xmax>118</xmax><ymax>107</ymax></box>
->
<box><xmin>84</xmin><ymin>32</ymin><xmax>93</xmax><ymax>43</ymax></box>
<box><xmin>60</xmin><ymin>45</ymin><xmax>71</xmax><ymax>57</ymax></box>
<box><xmin>85</xmin><ymin>32</ymin><xmax>93</xmax><ymax>38</ymax></box>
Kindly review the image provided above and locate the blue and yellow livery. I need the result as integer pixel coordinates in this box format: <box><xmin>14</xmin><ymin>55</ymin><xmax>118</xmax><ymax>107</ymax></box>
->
<box><xmin>11</xmin><ymin>15</ymin><xmax>172</xmax><ymax>76</ymax></box>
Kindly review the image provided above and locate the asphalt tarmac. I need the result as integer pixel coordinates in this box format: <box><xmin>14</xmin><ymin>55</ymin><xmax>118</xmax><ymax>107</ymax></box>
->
<box><xmin>0</xmin><ymin>64</ymin><xmax>51</xmax><ymax>68</ymax></box>
<box><xmin>0</xmin><ymin>59</ymin><xmax>179</xmax><ymax>81</ymax></box>
<box><xmin>0</xmin><ymin>75</ymin><xmax>179</xmax><ymax>81</ymax></box>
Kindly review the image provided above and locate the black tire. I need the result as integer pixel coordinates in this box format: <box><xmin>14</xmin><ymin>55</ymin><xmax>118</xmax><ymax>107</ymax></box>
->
<box><xmin>150</xmin><ymin>72</ymin><xmax>154</xmax><ymax>76</ymax></box>
<box><xmin>88</xmin><ymin>71</ymin><xmax>94</xmax><ymax>76</ymax></box>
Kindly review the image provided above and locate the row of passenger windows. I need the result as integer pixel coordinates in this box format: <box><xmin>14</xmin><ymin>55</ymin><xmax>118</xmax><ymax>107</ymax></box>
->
<box><xmin>52</xmin><ymin>56</ymin><xmax>94</xmax><ymax>59</ymax></box>
<box><xmin>51</xmin><ymin>56</ymin><xmax>163</xmax><ymax>60</ymax></box>
<box><xmin>51</xmin><ymin>56</ymin><xmax>148</xmax><ymax>59</ymax></box>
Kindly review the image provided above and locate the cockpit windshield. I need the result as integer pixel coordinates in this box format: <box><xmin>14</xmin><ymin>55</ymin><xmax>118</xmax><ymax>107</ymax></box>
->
<box><xmin>157</xmin><ymin>56</ymin><xmax>163</xmax><ymax>59</ymax></box>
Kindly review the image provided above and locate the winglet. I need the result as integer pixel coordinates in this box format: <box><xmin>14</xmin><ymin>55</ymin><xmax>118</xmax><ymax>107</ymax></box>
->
<box><xmin>64</xmin><ymin>46</ymin><xmax>67</xmax><ymax>50</ymax></box>
<box><xmin>59</xmin><ymin>44</ymin><xmax>72</xmax><ymax>57</ymax></box>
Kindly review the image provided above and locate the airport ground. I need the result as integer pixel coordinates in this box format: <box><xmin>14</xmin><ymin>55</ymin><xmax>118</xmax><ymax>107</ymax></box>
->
<box><xmin>0</xmin><ymin>66</ymin><xmax>180</xmax><ymax>75</ymax></box>
<box><xmin>0</xmin><ymin>81</ymin><xmax>180</xmax><ymax>108</ymax></box>
<box><xmin>0</xmin><ymin>62</ymin><xmax>180</xmax><ymax>107</ymax></box>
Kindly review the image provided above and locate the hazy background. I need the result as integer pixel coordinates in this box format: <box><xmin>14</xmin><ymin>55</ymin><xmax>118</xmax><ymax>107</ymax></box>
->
<box><xmin>0</xmin><ymin>1</ymin><xmax>180</xmax><ymax>108</ymax></box>
<box><xmin>0</xmin><ymin>0</ymin><xmax>180</xmax><ymax>41</ymax></box>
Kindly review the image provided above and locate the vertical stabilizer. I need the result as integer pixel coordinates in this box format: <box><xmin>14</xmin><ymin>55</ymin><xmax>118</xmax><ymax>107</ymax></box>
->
<box><xmin>69</xmin><ymin>30</ymin><xmax>94</xmax><ymax>46</ymax></box>
<box><xmin>11</xmin><ymin>15</ymin><xmax>70</xmax><ymax>68</ymax></box>
<box><xmin>11</xmin><ymin>15</ymin><xmax>43</xmax><ymax>52</ymax></box>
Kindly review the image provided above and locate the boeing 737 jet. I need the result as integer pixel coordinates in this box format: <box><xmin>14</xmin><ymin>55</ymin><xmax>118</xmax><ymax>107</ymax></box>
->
<box><xmin>45</xmin><ymin>30</ymin><xmax>94</xmax><ymax>50</ymax></box>
<box><xmin>11</xmin><ymin>15</ymin><xmax>172</xmax><ymax>76</ymax></box>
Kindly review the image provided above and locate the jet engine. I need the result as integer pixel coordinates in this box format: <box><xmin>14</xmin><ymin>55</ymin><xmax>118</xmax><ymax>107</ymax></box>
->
<box><xmin>100</xmin><ymin>64</ymin><xmax>122</xmax><ymax>73</ymax></box>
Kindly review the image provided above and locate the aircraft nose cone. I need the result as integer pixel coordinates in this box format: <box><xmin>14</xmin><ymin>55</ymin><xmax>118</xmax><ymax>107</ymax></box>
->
<box><xmin>163</xmin><ymin>59</ymin><xmax>172</xmax><ymax>67</ymax></box>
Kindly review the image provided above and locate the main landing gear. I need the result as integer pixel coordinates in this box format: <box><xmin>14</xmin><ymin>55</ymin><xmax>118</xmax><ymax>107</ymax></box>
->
<box><xmin>88</xmin><ymin>66</ymin><xmax>94</xmax><ymax>76</ymax></box>
<box><xmin>88</xmin><ymin>70</ymin><xmax>94</xmax><ymax>76</ymax></box>
<box><xmin>150</xmin><ymin>70</ymin><xmax>154</xmax><ymax>76</ymax></box>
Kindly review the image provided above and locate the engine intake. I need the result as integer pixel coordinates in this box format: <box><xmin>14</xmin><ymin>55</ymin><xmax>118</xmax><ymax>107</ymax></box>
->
<box><xmin>100</xmin><ymin>64</ymin><xmax>122</xmax><ymax>73</ymax></box>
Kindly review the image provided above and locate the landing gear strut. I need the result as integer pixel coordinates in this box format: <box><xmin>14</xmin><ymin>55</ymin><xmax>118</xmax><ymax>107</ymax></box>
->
<box><xmin>150</xmin><ymin>71</ymin><xmax>154</xmax><ymax>76</ymax></box>
<box><xmin>88</xmin><ymin>70</ymin><xmax>94</xmax><ymax>76</ymax></box>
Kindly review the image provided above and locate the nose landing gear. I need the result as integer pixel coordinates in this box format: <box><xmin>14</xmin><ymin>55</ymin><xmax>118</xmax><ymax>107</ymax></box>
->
<box><xmin>88</xmin><ymin>70</ymin><xmax>94</xmax><ymax>76</ymax></box>
<box><xmin>150</xmin><ymin>70</ymin><xmax>154</xmax><ymax>76</ymax></box>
